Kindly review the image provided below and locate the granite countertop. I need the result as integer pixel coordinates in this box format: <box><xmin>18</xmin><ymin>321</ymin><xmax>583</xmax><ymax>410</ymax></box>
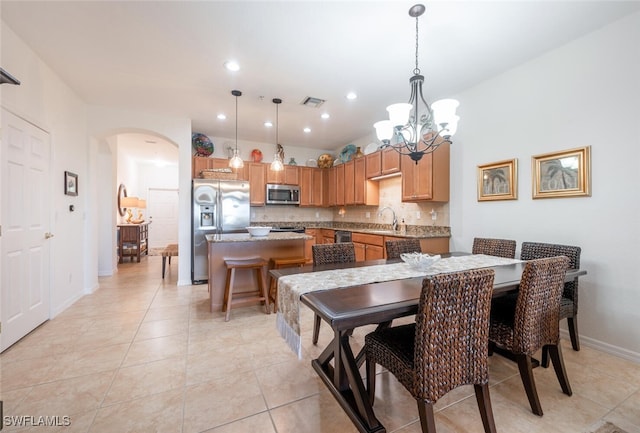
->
<box><xmin>206</xmin><ymin>232</ymin><xmax>312</xmax><ymax>243</ymax></box>
<box><xmin>249</xmin><ymin>222</ymin><xmax>451</xmax><ymax>239</ymax></box>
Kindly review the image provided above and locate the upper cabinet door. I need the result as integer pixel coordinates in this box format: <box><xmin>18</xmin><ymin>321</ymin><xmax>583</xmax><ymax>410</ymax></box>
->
<box><xmin>400</xmin><ymin>143</ymin><xmax>450</xmax><ymax>202</ymax></box>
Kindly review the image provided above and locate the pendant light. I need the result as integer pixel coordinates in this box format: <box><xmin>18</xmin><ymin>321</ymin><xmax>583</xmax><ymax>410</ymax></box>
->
<box><xmin>270</xmin><ymin>98</ymin><xmax>284</xmax><ymax>172</ymax></box>
<box><xmin>373</xmin><ymin>4</ymin><xmax>460</xmax><ymax>164</ymax></box>
<box><xmin>229</xmin><ymin>89</ymin><xmax>244</xmax><ymax>169</ymax></box>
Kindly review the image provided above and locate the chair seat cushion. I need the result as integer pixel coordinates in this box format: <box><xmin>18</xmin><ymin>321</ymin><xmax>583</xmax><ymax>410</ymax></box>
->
<box><xmin>365</xmin><ymin>324</ymin><xmax>416</xmax><ymax>385</ymax></box>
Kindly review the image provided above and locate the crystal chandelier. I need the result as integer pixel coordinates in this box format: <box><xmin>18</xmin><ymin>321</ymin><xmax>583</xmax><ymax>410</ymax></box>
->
<box><xmin>228</xmin><ymin>90</ymin><xmax>244</xmax><ymax>169</ymax></box>
<box><xmin>373</xmin><ymin>4</ymin><xmax>460</xmax><ymax>164</ymax></box>
<box><xmin>270</xmin><ymin>98</ymin><xmax>284</xmax><ymax>172</ymax></box>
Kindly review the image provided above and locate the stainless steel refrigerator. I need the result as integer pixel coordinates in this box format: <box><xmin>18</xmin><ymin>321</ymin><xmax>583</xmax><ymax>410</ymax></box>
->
<box><xmin>191</xmin><ymin>179</ymin><xmax>250</xmax><ymax>284</ymax></box>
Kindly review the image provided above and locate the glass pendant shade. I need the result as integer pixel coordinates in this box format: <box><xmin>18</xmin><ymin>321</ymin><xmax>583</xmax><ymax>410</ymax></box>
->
<box><xmin>270</xmin><ymin>155</ymin><xmax>284</xmax><ymax>171</ymax></box>
<box><xmin>373</xmin><ymin>120</ymin><xmax>393</xmax><ymax>142</ymax></box>
<box><xmin>431</xmin><ymin>99</ymin><xmax>460</xmax><ymax>137</ymax></box>
<box><xmin>229</xmin><ymin>149</ymin><xmax>244</xmax><ymax>169</ymax></box>
<box><xmin>386</xmin><ymin>103</ymin><xmax>412</xmax><ymax>127</ymax></box>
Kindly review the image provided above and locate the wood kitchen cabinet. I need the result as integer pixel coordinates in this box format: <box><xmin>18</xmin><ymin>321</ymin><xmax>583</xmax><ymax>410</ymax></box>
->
<box><xmin>300</xmin><ymin>167</ymin><xmax>324</xmax><ymax>207</ymax></box>
<box><xmin>343</xmin><ymin>160</ymin><xmax>355</xmax><ymax>205</ymax></box>
<box><xmin>354</xmin><ymin>157</ymin><xmax>378</xmax><ymax>206</ymax></box>
<box><xmin>304</xmin><ymin>228</ymin><xmax>317</xmax><ymax>263</ymax></box>
<box><xmin>324</xmin><ymin>167</ymin><xmax>336</xmax><ymax>207</ymax></box>
<box><xmin>248</xmin><ymin>162</ymin><xmax>266</xmax><ymax>206</ymax></box>
<box><xmin>320</xmin><ymin>229</ymin><xmax>335</xmax><ymax>245</ymax></box>
<box><xmin>401</xmin><ymin>142</ymin><xmax>450</xmax><ymax>202</ymax></box>
<box><xmin>266</xmin><ymin>164</ymin><xmax>299</xmax><ymax>185</ymax></box>
<box><xmin>352</xmin><ymin>232</ymin><xmax>384</xmax><ymax>262</ymax></box>
<box><xmin>365</xmin><ymin>147</ymin><xmax>401</xmax><ymax>179</ymax></box>
<box><xmin>335</xmin><ymin>164</ymin><xmax>345</xmax><ymax>206</ymax></box>
<box><xmin>192</xmin><ymin>156</ymin><xmax>243</xmax><ymax>179</ymax></box>
<box><xmin>384</xmin><ymin>235</ymin><xmax>450</xmax><ymax>255</ymax></box>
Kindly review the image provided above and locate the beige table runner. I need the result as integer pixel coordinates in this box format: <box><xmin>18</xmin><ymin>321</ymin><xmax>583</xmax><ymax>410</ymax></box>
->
<box><xmin>276</xmin><ymin>254</ymin><xmax>522</xmax><ymax>358</ymax></box>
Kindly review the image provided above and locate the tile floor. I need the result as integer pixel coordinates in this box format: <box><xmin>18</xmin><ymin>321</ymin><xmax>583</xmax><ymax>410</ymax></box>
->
<box><xmin>1</xmin><ymin>256</ymin><xmax>639</xmax><ymax>433</ymax></box>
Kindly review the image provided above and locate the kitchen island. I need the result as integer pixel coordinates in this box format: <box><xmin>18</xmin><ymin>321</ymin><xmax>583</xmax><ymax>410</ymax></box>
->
<box><xmin>206</xmin><ymin>232</ymin><xmax>311</xmax><ymax>312</ymax></box>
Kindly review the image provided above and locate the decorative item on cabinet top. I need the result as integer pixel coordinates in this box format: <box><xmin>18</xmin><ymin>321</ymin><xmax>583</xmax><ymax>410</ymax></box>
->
<box><xmin>192</xmin><ymin>132</ymin><xmax>214</xmax><ymax>157</ymax></box>
<box><xmin>317</xmin><ymin>153</ymin><xmax>334</xmax><ymax>169</ymax></box>
<box><xmin>251</xmin><ymin>149</ymin><xmax>263</xmax><ymax>162</ymax></box>
<box><xmin>200</xmin><ymin>168</ymin><xmax>237</xmax><ymax>180</ymax></box>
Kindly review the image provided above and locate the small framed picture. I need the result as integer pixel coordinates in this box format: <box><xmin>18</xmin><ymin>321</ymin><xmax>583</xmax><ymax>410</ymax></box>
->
<box><xmin>64</xmin><ymin>171</ymin><xmax>78</xmax><ymax>196</ymax></box>
<box><xmin>532</xmin><ymin>146</ymin><xmax>591</xmax><ymax>199</ymax></box>
<box><xmin>477</xmin><ymin>159</ymin><xmax>517</xmax><ymax>201</ymax></box>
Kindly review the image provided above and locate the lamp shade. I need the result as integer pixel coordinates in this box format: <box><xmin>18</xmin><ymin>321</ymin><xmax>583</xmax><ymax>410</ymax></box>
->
<box><xmin>431</xmin><ymin>99</ymin><xmax>460</xmax><ymax>136</ymax></box>
<box><xmin>121</xmin><ymin>196</ymin><xmax>139</xmax><ymax>208</ymax></box>
<box><xmin>136</xmin><ymin>199</ymin><xmax>147</xmax><ymax>209</ymax></box>
<box><xmin>373</xmin><ymin>120</ymin><xmax>393</xmax><ymax>142</ymax></box>
<box><xmin>386</xmin><ymin>103</ymin><xmax>412</xmax><ymax>127</ymax></box>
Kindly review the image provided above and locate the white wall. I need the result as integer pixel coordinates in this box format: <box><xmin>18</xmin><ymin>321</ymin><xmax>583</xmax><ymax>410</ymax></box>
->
<box><xmin>87</xmin><ymin>107</ymin><xmax>192</xmax><ymax>285</ymax></box>
<box><xmin>450</xmin><ymin>12</ymin><xmax>640</xmax><ymax>360</ymax></box>
<box><xmin>1</xmin><ymin>23</ymin><xmax>92</xmax><ymax>316</ymax></box>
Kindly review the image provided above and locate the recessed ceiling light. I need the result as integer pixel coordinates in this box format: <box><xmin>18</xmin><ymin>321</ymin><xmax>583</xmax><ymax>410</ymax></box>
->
<box><xmin>303</xmin><ymin>127</ymin><xmax>311</xmax><ymax>133</ymax></box>
<box><xmin>321</xmin><ymin>113</ymin><xmax>330</xmax><ymax>120</ymax></box>
<box><xmin>264</xmin><ymin>121</ymin><xmax>273</xmax><ymax>128</ymax></box>
<box><xmin>346</xmin><ymin>92</ymin><xmax>357</xmax><ymax>100</ymax></box>
<box><xmin>224</xmin><ymin>60</ymin><xmax>240</xmax><ymax>72</ymax></box>
<box><xmin>217</xmin><ymin>114</ymin><xmax>226</xmax><ymax>120</ymax></box>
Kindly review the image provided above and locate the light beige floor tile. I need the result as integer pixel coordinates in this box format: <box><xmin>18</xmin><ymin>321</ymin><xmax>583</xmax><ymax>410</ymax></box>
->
<box><xmin>143</xmin><ymin>305</ymin><xmax>190</xmax><ymax>322</ymax></box>
<box><xmin>121</xmin><ymin>334</ymin><xmax>187</xmax><ymax>367</ymax></box>
<box><xmin>45</xmin><ymin>343</ymin><xmax>129</xmax><ymax>380</ymax></box>
<box><xmin>182</xmin><ymin>375</ymin><xmax>267</xmax><ymax>433</ymax></box>
<box><xmin>0</xmin><ymin>356</ymin><xmax>58</xmax><ymax>391</ymax></box>
<box><xmin>605</xmin><ymin>390</ymin><xmax>640</xmax><ymax>430</ymax></box>
<box><xmin>91</xmin><ymin>389</ymin><xmax>184</xmax><ymax>433</ymax></box>
<box><xmin>134</xmin><ymin>317</ymin><xmax>189</xmax><ymax>341</ymax></box>
<box><xmin>254</xmin><ymin>358</ymin><xmax>322</xmax><ymax>408</ymax></box>
<box><xmin>204</xmin><ymin>412</ymin><xmax>276</xmax><ymax>433</ymax></box>
<box><xmin>103</xmin><ymin>357</ymin><xmax>186</xmax><ymax>405</ymax></box>
<box><xmin>15</xmin><ymin>370</ymin><xmax>114</xmax><ymax>417</ymax></box>
<box><xmin>185</xmin><ymin>344</ymin><xmax>254</xmax><ymax>386</ymax></box>
<box><xmin>269</xmin><ymin>390</ymin><xmax>359</xmax><ymax>433</ymax></box>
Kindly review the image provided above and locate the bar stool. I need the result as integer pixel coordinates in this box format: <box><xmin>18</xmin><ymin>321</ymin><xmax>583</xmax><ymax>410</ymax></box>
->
<box><xmin>222</xmin><ymin>257</ymin><xmax>269</xmax><ymax>322</ymax></box>
<box><xmin>269</xmin><ymin>256</ymin><xmax>307</xmax><ymax>312</ymax></box>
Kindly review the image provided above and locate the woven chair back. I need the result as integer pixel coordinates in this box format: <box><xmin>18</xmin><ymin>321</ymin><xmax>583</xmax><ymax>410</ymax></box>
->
<box><xmin>312</xmin><ymin>242</ymin><xmax>356</xmax><ymax>266</ymax></box>
<box><xmin>520</xmin><ymin>242</ymin><xmax>581</xmax><ymax>309</ymax></box>
<box><xmin>385</xmin><ymin>239</ymin><xmax>421</xmax><ymax>259</ymax></box>
<box><xmin>413</xmin><ymin>268</ymin><xmax>495</xmax><ymax>402</ymax></box>
<box><xmin>512</xmin><ymin>256</ymin><xmax>569</xmax><ymax>354</ymax></box>
<box><xmin>472</xmin><ymin>237</ymin><xmax>516</xmax><ymax>259</ymax></box>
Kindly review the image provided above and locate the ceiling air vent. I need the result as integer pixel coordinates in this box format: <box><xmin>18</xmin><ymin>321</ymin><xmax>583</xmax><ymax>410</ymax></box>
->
<box><xmin>300</xmin><ymin>96</ymin><xmax>325</xmax><ymax>108</ymax></box>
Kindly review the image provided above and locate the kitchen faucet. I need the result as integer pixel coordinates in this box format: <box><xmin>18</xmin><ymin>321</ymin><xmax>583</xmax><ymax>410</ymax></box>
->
<box><xmin>378</xmin><ymin>206</ymin><xmax>398</xmax><ymax>232</ymax></box>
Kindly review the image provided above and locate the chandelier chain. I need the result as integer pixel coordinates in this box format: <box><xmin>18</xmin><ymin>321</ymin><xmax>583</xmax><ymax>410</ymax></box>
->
<box><xmin>414</xmin><ymin>14</ymin><xmax>420</xmax><ymax>75</ymax></box>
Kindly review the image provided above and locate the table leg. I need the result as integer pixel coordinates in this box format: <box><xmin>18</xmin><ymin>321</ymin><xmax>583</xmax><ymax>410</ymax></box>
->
<box><xmin>312</xmin><ymin>328</ymin><xmax>385</xmax><ymax>433</ymax></box>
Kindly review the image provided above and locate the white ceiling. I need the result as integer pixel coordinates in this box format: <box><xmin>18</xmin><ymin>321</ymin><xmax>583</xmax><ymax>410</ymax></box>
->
<box><xmin>2</xmin><ymin>1</ymin><xmax>639</xmax><ymax>155</ymax></box>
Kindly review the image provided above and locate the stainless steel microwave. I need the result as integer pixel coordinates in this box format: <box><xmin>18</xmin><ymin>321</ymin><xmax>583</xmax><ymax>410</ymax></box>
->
<box><xmin>266</xmin><ymin>184</ymin><xmax>300</xmax><ymax>205</ymax></box>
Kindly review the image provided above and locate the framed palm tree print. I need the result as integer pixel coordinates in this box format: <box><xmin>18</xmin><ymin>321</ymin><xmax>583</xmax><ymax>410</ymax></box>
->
<box><xmin>477</xmin><ymin>159</ymin><xmax>517</xmax><ymax>201</ymax></box>
<box><xmin>532</xmin><ymin>146</ymin><xmax>591</xmax><ymax>199</ymax></box>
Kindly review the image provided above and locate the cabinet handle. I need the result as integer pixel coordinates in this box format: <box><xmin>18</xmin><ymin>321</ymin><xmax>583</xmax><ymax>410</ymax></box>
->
<box><xmin>45</xmin><ymin>232</ymin><xmax>54</xmax><ymax>239</ymax></box>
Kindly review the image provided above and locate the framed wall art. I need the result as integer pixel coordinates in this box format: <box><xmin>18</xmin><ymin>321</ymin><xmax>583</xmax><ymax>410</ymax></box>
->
<box><xmin>532</xmin><ymin>146</ymin><xmax>591</xmax><ymax>199</ymax></box>
<box><xmin>477</xmin><ymin>159</ymin><xmax>517</xmax><ymax>201</ymax></box>
<box><xmin>64</xmin><ymin>171</ymin><xmax>78</xmax><ymax>196</ymax></box>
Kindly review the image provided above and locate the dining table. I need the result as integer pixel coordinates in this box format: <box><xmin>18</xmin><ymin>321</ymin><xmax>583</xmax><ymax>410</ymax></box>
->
<box><xmin>271</xmin><ymin>253</ymin><xmax>587</xmax><ymax>433</ymax></box>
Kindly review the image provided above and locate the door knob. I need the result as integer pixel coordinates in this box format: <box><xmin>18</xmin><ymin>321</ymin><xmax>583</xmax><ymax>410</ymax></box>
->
<box><xmin>45</xmin><ymin>232</ymin><xmax>54</xmax><ymax>239</ymax></box>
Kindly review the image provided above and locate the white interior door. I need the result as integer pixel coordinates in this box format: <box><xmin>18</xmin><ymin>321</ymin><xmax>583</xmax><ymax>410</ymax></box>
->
<box><xmin>1</xmin><ymin>109</ymin><xmax>51</xmax><ymax>352</ymax></box>
<box><xmin>147</xmin><ymin>188</ymin><xmax>178</xmax><ymax>249</ymax></box>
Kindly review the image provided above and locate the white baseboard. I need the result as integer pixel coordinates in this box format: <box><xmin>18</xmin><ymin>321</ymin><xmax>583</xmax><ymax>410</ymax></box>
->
<box><xmin>560</xmin><ymin>329</ymin><xmax>640</xmax><ymax>364</ymax></box>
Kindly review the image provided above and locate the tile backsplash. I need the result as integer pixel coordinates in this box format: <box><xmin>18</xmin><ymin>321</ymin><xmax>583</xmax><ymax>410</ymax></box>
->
<box><xmin>251</xmin><ymin>175</ymin><xmax>449</xmax><ymax>231</ymax></box>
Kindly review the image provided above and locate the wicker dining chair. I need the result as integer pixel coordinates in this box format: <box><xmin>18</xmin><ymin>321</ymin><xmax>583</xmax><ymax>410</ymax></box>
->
<box><xmin>489</xmin><ymin>256</ymin><xmax>571</xmax><ymax>416</ymax></box>
<box><xmin>520</xmin><ymin>241</ymin><xmax>582</xmax><ymax>364</ymax></box>
<box><xmin>472</xmin><ymin>237</ymin><xmax>517</xmax><ymax>259</ymax></box>
<box><xmin>311</xmin><ymin>242</ymin><xmax>356</xmax><ymax>344</ymax></box>
<box><xmin>365</xmin><ymin>269</ymin><xmax>497</xmax><ymax>433</ymax></box>
<box><xmin>385</xmin><ymin>239</ymin><xmax>422</xmax><ymax>259</ymax></box>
